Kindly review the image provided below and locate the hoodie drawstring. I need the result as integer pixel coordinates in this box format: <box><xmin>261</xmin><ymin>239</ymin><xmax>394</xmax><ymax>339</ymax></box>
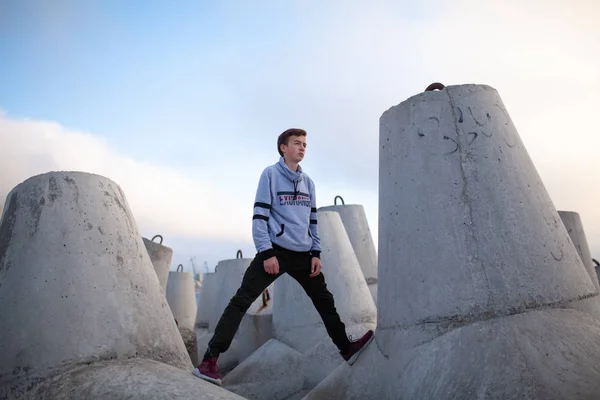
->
<box><xmin>293</xmin><ymin>180</ymin><xmax>299</xmax><ymax>200</ymax></box>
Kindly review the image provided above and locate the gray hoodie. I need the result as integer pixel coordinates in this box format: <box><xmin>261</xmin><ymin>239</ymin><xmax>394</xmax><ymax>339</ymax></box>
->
<box><xmin>252</xmin><ymin>157</ymin><xmax>321</xmax><ymax>260</ymax></box>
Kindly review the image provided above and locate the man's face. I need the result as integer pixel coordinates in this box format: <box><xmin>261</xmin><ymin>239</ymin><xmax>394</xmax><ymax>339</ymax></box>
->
<box><xmin>281</xmin><ymin>135</ymin><xmax>307</xmax><ymax>163</ymax></box>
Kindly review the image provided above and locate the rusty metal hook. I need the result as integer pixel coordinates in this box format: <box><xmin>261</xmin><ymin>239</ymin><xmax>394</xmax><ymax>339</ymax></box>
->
<box><xmin>151</xmin><ymin>234</ymin><xmax>163</xmax><ymax>244</ymax></box>
<box><xmin>334</xmin><ymin>195</ymin><xmax>345</xmax><ymax>206</ymax></box>
<box><xmin>260</xmin><ymin>288</ymin><xmax>271</xmax><ymax>309</ymax></box>
<box><xmin>176</xmin><ymin>264</ymin><xmax>183</xmax><ymax>272</ymax></box>
<box><xmin>236</xmin><ymin>250</ymin><xmax>243</xmax><ymax>259</ymax></box>
<box><xmin>425</xmin><ymin>82</ymin><xmax>445</xmax><ymax>92</ymax></box>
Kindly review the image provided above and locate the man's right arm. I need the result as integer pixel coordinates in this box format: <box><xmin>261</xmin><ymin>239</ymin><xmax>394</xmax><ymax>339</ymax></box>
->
<box><xmin>252</xmin><ymin>169</ymin><xmax>275</xmax><ymax>260</ymax></box>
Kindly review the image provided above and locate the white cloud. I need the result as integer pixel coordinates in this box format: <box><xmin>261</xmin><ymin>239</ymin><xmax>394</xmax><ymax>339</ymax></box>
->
<box><xmin>245</xmin><ymin>0</ymin><xmax>600</xmax><ymax>257</ymax></box>
<box><xmin>0</xmin><ymin>112</ymin><xmax>255</xmax><ymax>243</ymax></box>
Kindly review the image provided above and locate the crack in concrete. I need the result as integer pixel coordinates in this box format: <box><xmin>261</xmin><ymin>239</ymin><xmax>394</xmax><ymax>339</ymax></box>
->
<box><xmin>377</xmin><ymin>291</ymin><xmax>599</xmax><ymax>335</ymax></box>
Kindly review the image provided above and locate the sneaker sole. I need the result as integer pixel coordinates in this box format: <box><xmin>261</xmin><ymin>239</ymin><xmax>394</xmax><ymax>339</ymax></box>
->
<box><xmin>193</xmin><ymin>368</ymin><xmax>223</xmax><ymax>386</ymax></box>
<box><xmin>346</xmin><ymin>333</ymin><xmax>375</xmax><ymax>366</ymax></box>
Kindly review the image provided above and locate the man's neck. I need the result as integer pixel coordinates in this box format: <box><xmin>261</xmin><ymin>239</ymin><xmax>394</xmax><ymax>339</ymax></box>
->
<box><xmin>284</xmin><ymin>158</ymin><xmax>299</xmax><ymax>172</ymax></box>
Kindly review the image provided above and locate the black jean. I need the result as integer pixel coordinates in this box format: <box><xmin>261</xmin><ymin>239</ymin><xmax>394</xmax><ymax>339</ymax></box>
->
<box><xmin>205</xmin><ymin>245</ymin><xmax>350</xmax><ymax>359</ymax></box>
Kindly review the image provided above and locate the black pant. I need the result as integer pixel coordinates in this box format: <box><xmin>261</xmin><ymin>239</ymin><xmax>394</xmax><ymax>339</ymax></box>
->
<box><xmin>205</xmin><ymin>245</ymin><xmax>350</xmax><ymax>359</ymax></box>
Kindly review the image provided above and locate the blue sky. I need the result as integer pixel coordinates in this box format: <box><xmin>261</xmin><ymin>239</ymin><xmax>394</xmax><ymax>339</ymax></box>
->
<box><xmin>1</xmin><ymin>0</ymin><xmax>599</xmax><ymax>272</ymax></box>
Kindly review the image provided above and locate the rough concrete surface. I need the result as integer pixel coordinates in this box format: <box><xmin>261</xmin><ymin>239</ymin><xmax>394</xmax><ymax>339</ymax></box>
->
<box><xmin>224</xmin><ymin>339</ymin><xmax>305</xmax><ymax>400</ymax></box>
<box><xmin>0</xmin><ymin>171</ymin><xmax>193</xmax><ymax>398</ymax></box>
<box><xmin>318</xmin><ymin>202</ymin><xmax>378</xmax><ymax>285</ymax></box>
<box><xmin>375</xmin><ymin>84</ymin><xmax>598</xmax><ymax>348</ymax></box>
<box><xmin>23</xmin><ymin>358</ymin><xmax>248</xmax><ymax>400</ymax></box>
<box><xmin>166</xmin><ymin>267</ymin><xmax>198</xmax><ymax>330</ymax></box>
<box><xmin>368</xmin><ymin>282</ymin><xmax>377</xmax><ymax>305</ymax></box>
<box><xmin>273</xmin><ymin>210</ymin><xmax>376</xmax><ymax>353</ymax></box>
<box><xmin>142</xmin><ymin>236</ymin><xmax>173</xmax><ymax>293</ymax></box>
<box><xmin>305</xmin><ymin>309</ymin><xmax>600</xmax><ymax>400</ymax></box>
<box><xmin>196</xmin><ymin>272</ymin><xmax>217</xmax><ymax>328</ymax></box>
<box><xmin>209</xmin><ymin>256</ymin><xmax>252</xmax><ymax>330</ymax></box>
<box><xmin>179</xmin><ymin>326</ymin><xmax>198</xmax><ymax>366</ymax></box>
<box><xmin>559</xmin><ymin>210</ymin><xmax>599</xmax><ymax>291</ymax></box>
<box><xmin>304</xmin><ymin>84</ymin><xmax>600</xmax><ymax>399</ymax></box>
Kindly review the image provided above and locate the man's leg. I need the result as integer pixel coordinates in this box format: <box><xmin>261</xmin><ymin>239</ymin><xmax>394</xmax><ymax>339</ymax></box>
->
<box><xmin>205</xmin><ymin>256</ymin><xmax>280</xmax><ymax>357</ymax></box>
<box><xmin>286</xmin><ymin>257</ymin><xmax>351</xmax><ymax>353</ymax></box>
<box><xmin>194</xmin><ymin>254</ymin><xmax>279</xmax><ymax>385</ymax></box>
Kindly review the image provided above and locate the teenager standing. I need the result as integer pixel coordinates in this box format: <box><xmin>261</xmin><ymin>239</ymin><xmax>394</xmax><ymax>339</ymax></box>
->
<box><xmin>193</xmin><ymin>128</ymin><xmax>374</xmax><ymax>386</ymax></box>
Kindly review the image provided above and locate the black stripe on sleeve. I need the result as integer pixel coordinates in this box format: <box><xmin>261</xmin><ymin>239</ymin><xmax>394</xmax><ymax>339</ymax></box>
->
<box><xmin>254</xmin><ymin>202</ymin><xmax>271</xmax><ymax>210</ymax></box>
<box><xmin>311</xmin><ymin>208</ymin><xmax>317</xmax><ymax>213</ymax></box>
<box><xmin>253</xmin><ymin>215</ymin><xmax>269</xmax><ymax>221</ymax></box>
<box><xmin>310</xmin><ymin>219</ymin><xmax>318</xmax><ymax>225</ymax></box>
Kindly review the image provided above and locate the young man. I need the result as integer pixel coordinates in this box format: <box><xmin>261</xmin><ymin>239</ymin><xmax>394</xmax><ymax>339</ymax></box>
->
<box><xmin>193</xmin><ymin>128</ymin><xmax>374</xmax><ymax>386</ymax></box>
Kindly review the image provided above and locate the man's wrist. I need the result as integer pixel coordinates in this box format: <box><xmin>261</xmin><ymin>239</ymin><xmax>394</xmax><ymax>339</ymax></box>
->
<box><xmin>259</xmin><ymin>248</ymin><xmax>276</xmax><ymax>260</ymax></box>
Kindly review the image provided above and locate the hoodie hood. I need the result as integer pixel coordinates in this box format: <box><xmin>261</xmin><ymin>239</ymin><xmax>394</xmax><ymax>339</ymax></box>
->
<box><xmin>277</xmin><ymin>157</ymin><xmax>304</xmax><ymax>183</ymax></box>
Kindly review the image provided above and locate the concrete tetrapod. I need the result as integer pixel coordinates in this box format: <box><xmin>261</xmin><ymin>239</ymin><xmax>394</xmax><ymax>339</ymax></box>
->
<box><xmin>318</xmin><ymin>195</ymin><xmax>378</xmax><ymax>303</ymax></box>
<box><xmin>0</xmin><ymin>171</ymin><xmax>245</xmax><ymax>399</ymax></box>
<box><xmin>196</xmin><ymin>271</ymin><xmax>218</xmax><ymax>329</ymax></box>
<box><xmin>224</xmin><ymin>210</ymin><xmax>376</xmax><ymax>399</ymax></box>
<box><xmin>273</xmin><ymin>210</ymin><xmax>376</xmax><ymax>353</ymax></box>
<box><xmin>142</xmin><ymin>234</ymin><xmax>172</xmax><ymax>293</ymax></box>
<box><xmin>166</xmin><ymin>264</ymin><xmax>198</xmax><ymax>330</ymax></box>
<box><xmin>558</xmin><ymin>211</ymin><xmax>600</xmax><ymax>291</ymax></box>
<box><xmin>198</xmin><ymin>251</ymin><xmax>273</xmax><ymax>372</ymax></box>
<box><xmin>304</xmin><ymin>84</ymin><xmax>600</xmax><ymax>400</ymax></box>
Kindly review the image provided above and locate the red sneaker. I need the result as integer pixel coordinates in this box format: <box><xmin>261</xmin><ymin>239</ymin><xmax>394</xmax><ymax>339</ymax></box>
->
<box><xmin>192</xmin><ymin>357</ymin><xmax>222</xmax><ymax>386</ymax></box>
<box><xmin>341</xmin><ymin>330</ymin><xmax>374</xmax><ymax>365</ymax></box>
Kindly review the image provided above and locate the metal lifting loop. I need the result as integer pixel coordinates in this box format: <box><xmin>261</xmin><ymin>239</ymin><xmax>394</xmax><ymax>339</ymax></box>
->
<box><xmin>151</xmin><ymin>234</ymin><xmax>163</xmax><ymax>244</ymax></box>
<box><xmin>334</xmin><ymin>195</ymin><xmax>345</xmax><ymax>206</ymax></box>
<box><xmin>176</xmin><ymin>264</ymin><xmax>183</xmax><ymax>273</ymax></box>
<box><xmin>261</xmin><ymin>288</ymin><xmax>271</xmax><ymax>309</ymax></box>
<box><xmin>236</xmin><ymin>250</ymin><xmax>243</xmax><ymax>259</ymax></box>
<box><xmin>425</xmin><ymin>82</ymin><xmax>445</xmax><ymax>92</ymax></box>
<box><xmin>593</xmin><ymin>258</ymin><xmax>599</xmax><ymax>267</ymax></box>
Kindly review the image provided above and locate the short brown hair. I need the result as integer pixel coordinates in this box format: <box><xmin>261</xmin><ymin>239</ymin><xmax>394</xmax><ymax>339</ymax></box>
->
<box><xmin>277</xmin><ymin>128</ymin><xmax>306</xmax><ymax>157</ymax></box>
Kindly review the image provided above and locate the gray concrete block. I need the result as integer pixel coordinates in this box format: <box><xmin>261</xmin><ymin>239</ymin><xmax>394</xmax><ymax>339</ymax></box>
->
<box><xmin>179</xmin><ymin>326</ymin><xmax>198</xmax><ymax>366</ymax></box>
<box><xmin>0</xmin><ymin>171</ymin><xmax>199</xmax><ymax>397</ymax></box>
<box><xmin>304</xmin><ymin>83</ymin><xmax>600</xmax><ymax>399</ymax></box>
<box><xmin>376</xmin><ymin>83</ymin><xmax>598</xmax><ymax>348</ymax></box>
<box><xmin>195</xmin><ymin>272</ymin><xmax>217</xmax><ymax>328</ymax></box>
<box><xmin>24</xmin><ymin>358</ymin><xmax>248</xmax><ymax>400</ymax></box>
<box><xmin>142</xmin><ymin>235</ymin><xmax>172</xmax><ymax>293</ymax></box>
<box><xmin>305</xmin><ymin>309</ymin><xmax>600</xmax><ymax>400</ymax></box>
<box><xmin>368</xmin><ymin>282</ymin><xmax>377</xmax><ymax>305</ymax></box>
<box><xmin>224</xmin><ymin>339</ymin><xmax>305</xmax><ymax>400</ymax></box>
<box><xmin>559</xmin><ymin>210</ymin><xmax>599</xmax><ymax>291</ymax></box>
<box><xmin>301</xmin><ymin>322</ymin><xmax>375</xmax><ymax>389</ymax></box>
<box><xmin>273</xmin><ymin>210</ymin><xmax>376</xmax><ymax>353</ymax></box>
<box><xmin>209</xmin><ymin>255</ymin><xmax>252</xmax><ymax>331</ymax></box>
<box><xmin>166</xmin><ymin>265</ymin><xmax>198</xmax><ymax>330</ymax></box>
<box><xmin>318</xmin><ymin>199</ymin><xmax>378</xmax><ymax>284</ymax></box>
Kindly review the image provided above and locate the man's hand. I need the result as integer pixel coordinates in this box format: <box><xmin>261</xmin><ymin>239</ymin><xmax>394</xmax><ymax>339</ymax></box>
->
<box><xmin>310</xmin><ymin>257</ymin><xmax>322</xmax><ymax>278</ymax></box>
<box><xmin>264</xmin><ymin>256</ymin><xmax>280</xmax><ymax>275</ymax></box>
